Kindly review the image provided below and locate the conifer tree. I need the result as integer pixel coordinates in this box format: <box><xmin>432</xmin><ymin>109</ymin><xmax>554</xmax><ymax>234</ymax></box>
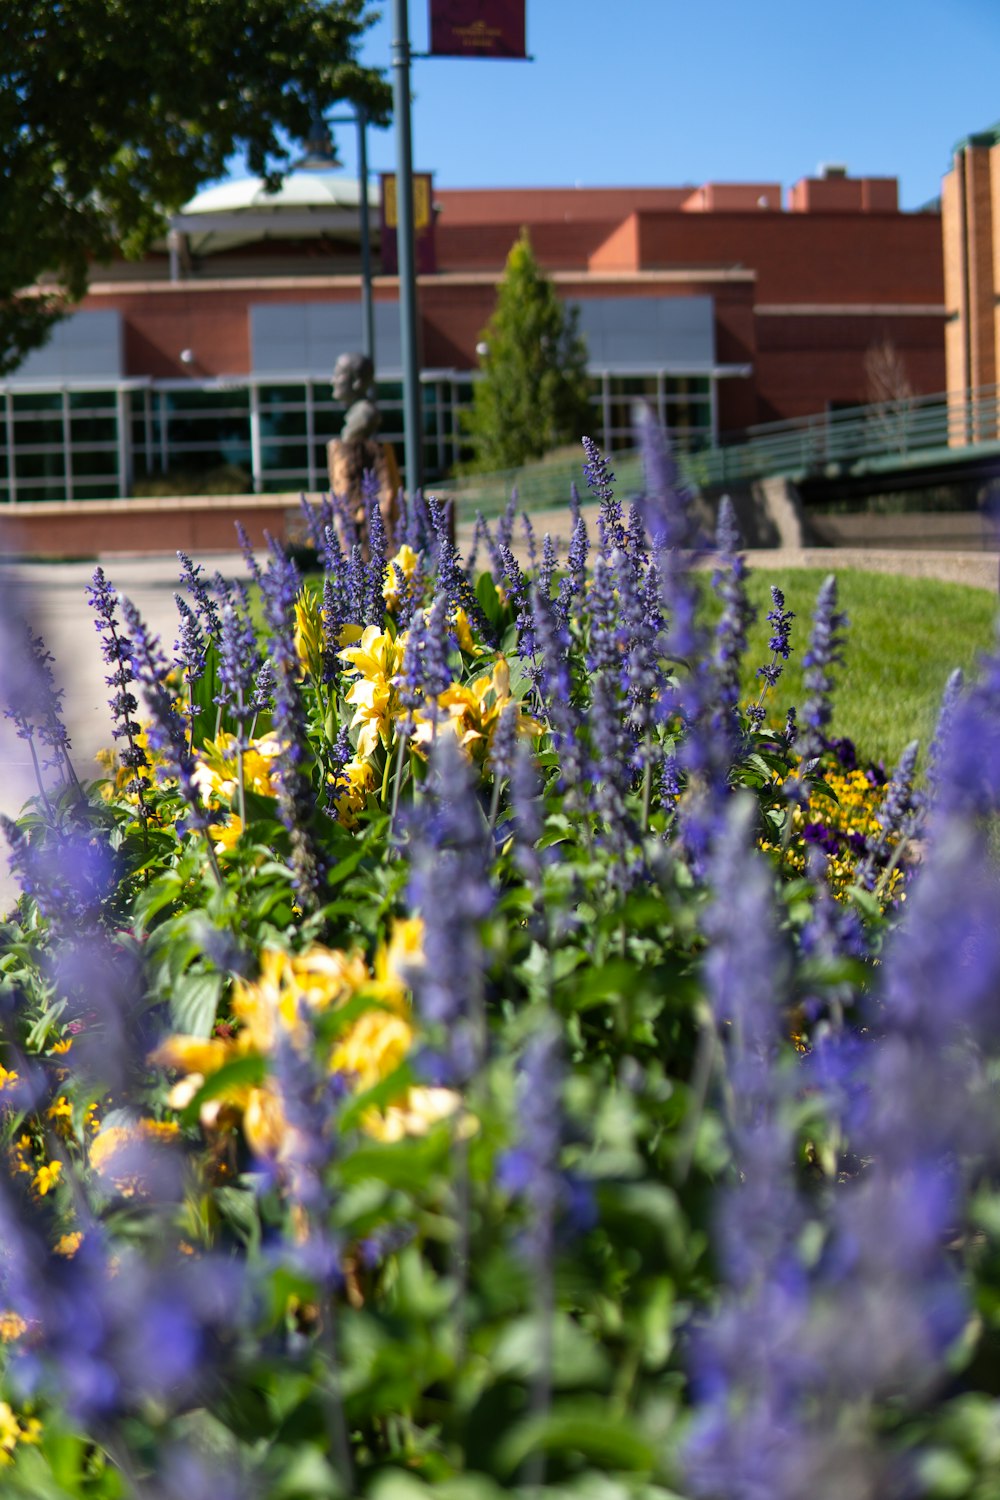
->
<box><xmin>461</xmin><ymin>230</ymin><xmax>592</xmax><ymax>473</ymax></box>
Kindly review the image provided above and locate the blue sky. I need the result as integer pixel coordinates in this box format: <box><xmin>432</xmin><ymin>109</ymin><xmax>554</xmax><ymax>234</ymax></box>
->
<box><xmin>305</xmin><ymin>0</ymin><xmax>1000</xmax><ymax>210</ymax></box>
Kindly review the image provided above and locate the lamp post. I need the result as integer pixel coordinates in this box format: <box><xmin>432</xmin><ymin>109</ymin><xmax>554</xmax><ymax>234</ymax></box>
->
<box><xmin>391</xmin><ymin>0</ymin><xmax>423</xmax><ymax>495</ymax></box>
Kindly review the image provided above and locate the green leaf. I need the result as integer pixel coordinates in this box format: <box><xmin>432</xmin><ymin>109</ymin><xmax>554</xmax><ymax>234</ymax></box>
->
<box><xmin>169</xmin><ymin>968</ymin><xmax>224</xmax><ymax>1037</ymax></box>
<box><xmin>180</xmin><ymin>1053</ymin><xmax>267</xmax><ymax>1124</ymax></box>
<box><xmin>496</xmin><ymin>1402</ymin><xmax>656</xmax><ymax>1476</ymax></box>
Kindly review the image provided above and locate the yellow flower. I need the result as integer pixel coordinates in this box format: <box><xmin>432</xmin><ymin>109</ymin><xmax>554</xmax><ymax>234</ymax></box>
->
<box><xmin>366</xmin><ymin>1086</ymin><xmax>465</xmax><ymax>1144</ymax></box>
<box><xmin>0</xmin><ymin>1065</ymin><xmax>19</xmax><ymax>1092</ymax></box>
<box><xmin>383</xmin><ymin>544</ymin><xmax>420</xmax><ymax>609</ymax></box>
<box><xmin>0</xmin><ymin>1401</ymin><xmax>41</xmax><ymax>1464</ymax></box>
<box><xmin>294</xmin><ymin>589</ymin><xmax>325</xmax><ymax>679</ymax></box>
<box><xmin>330</xmin><ymin>1009</ymin><xmax>414</xmax><ymax>1093</ymax></box>
<box><xmin>46</xmin><ymin>1096</ymin><xmax>74</xmax><ymax>1137</ymax></box>
<box><xmin>450</xmin><ymin>607</ymin><xmax>484</xmax><ymax>657</ymax></box>
<box><xmin>89</xmin><ymin>1120</ymin><xmax>179</xmax><ymax>1197</ymax></box>
<box><xmin>369</xmin><ymin>916</ymin><xmax>424</xmax><ymax>1013</ymax></box>
<box><xmin>54</xmin><ymin>1231</ymin><xmax>83</xmax><ymax>1258</ymax></box>
<box><xmin>0</xmin><ymin>1313</ymin><xmax>27</xmax><ymax>1343</ymax></box>
<box><xmin>328</xmin><ymin>757</ymin><xmax>376</xmax><ymax>829</ymax></box>
<box><xmin>31</xmin><ymin>1160</ymin><xmax>62</xmax><ymax>1198</ymax></box>
<box><xmin>412</xmin><ymin>657</ymin><xmax>543</xmax><ymax>763</ymax></box>
<box><xmin>0</xmin><ymin>1402</ymin><xmax>22</xmax><ymax>1464</ymax></box>
<box><xmin>340</xmin><ymin>626</ymin><xmax>406</xmax><ymax>758</ymax></box>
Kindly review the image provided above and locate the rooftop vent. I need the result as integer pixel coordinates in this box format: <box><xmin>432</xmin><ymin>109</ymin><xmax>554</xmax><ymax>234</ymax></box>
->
<box><xmin>819</xmin><ymin>163</ymin><xmax>848</xmax><ymax>180</ymax></box>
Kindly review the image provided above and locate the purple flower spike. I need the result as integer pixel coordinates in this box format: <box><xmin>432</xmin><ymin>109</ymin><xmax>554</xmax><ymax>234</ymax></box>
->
<box><xmin>797</xmin><ymin>575</ymin><xmax>848</xmax><ymax>765</ymax></box>
<box><xmin>405</xmin><ymin>732</ymin><xmax>494</xmax><ymax>1084</ymax></box>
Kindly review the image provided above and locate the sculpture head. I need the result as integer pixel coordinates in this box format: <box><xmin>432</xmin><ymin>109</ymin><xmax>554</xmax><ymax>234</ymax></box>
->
<box><xmin>332</xmin><ymin>351</ymin><xmax>374</xmax><ymax>405</ymax></box>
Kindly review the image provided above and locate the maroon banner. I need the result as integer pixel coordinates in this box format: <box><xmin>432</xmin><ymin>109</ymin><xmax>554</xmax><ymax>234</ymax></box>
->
<box><xmin>379</xmin><ymin>173</ymin><xmax>437</xmax><ymax>276</ymax></box>
<box><xmin>428</xmin><ymin>0</ymin><xmax>526</xmax><ymax>58</ymax></box>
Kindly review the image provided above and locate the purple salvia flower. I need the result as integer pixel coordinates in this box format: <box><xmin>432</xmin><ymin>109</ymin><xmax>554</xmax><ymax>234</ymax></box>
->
<box><xmin>120</xmin><ymin>595</ymin><xmax>211</xmax><ymax>837</ymax></box>
<box><xmin>86</xmin><ymin>567</ymin><xmax>150</xmax><ymax>810</ymax></box>
<box><xmin>487</xmin><ymin>698</ymin><xmax>519</xmax><ymax>788</ymax></box>
<box><xmin>397</xmin><ymin>593</ymin><xmax>451</xmax><ymax>730</ymax></box>
<box><xmin>531</xmin><ymin>585</ymin><xmax>586</xmax><ymax>797</ymax></box>
<box><xmin>1</xmin><ymin>613</ymin><xmax>79</xmax><ymax>804</ymax></box>
<box><xmin>583</xmin><ymin>435</ymin><xmax>624</xmax><ymax>558</ymax></box>
<box><xmin>796</xmin><ymin>574</ymin><xmax>848</xmax><ymax>766</ymax></box>
<box><xmin>177</xmin><ymin>551</ymin><xmax>221</xmax><ymax>644</ymax></box>
<box><xmin>624</xmin><ymin>501</ymin><xmax>649</xmax><ymax>567</ymax></box>
<box><xmin>554</xmin><ymin>511</ymin><xmax>589</xmax><ymax>631</ymax></box>
<box><xmin>299</xmin><ymin>494</ymin><xmax>334</xmax><ymax>553</ymax></box>
<box><xmin>711</xmin><ymin>497</ymin><xmax>756</xmax><ymax>748</ymax></box>
<box><xmin>330</xmin><ymin>487</ymin><xmax>361</xmax><ymax>551</ymax></box>
<box><xmin>325</xmin><ymin>724</ymin><xmax>354</xmax><ymax>819</ymax></box>
<box><xmin>634</xmin><ymin>400</ymin><xmax>701</xmax><ymax>556</ymax></box>
<box><xmin>322</xmin><ymin>517</ymin><xmax>348</xmax><ymax>588</ymax></box>
<box><xmin>235</xmin><ymin>521</ymin><xmax>264</xmax><ymax>589</ymax></box>
<box><xmin>428</xmin><ymin>498</ymin><xmax>495</xmax><ymax>646</ymax></box>
<box><xmin>215</xmin><ymin>597</ymin><xmax>260</xmax><ymax>727</ymax></box>
<box><xmin>923</xmin><ymin>631</ymin><xmax>1000</xmax><ymax>829</ymax></box>
<box><xmin>321</xmin><ymin>576</ymin><xmax>348</xmax><ymax>688</ymax></box>
<box><xmin>258</xmin><ymin>545</ymin><xmax>325</xmax><ymax>908</ymax></box>
<box><xmin>1</xmin><ymin>816</ymin><xmax>120</xmax><ymax>926</ymax></box>
<box><xmin>925</xmin><ymin>666</ymin><xmax>963</xmax><ymax>804</ymax></box>
<box><xmin>508</xmin><ymin>739</ymin><xmax>545</xmax><ymax>885</ymax></box>
<box><xmin>497</xmin><ymin>1018</ymin><xmax>565</xmax><ymax>1265</ymax></box>
<box><xmin>250</xmin><ymin>659</ymin><xmax>275</xmax><ymax>716</ymax></box>
<box><xmin>398</xmin><ymin>488</ymin><xmax>434</xmax><ymax>553</ymax></box>
<box><xmin>363</xmin><ymin>487</ymin><xmax>388</xmax><ymax>627</ymax></box>
<box><xmin>394</xmin><ymin>551</ymin><xmax>426</xmax><ymax>633</ymax></box>
<box><xmin>537</xmin><ymin>532</ymin><xmax>557</xmax><ymax>602</ymax></box>
<box><xmin>585</xmin><ymin>555</ymin><xmax>619</xmax><ymax>675</ymax></box>
<box><xmin>405</xmin><ymin>732</ymin><xmax>494</xmax><ymax>1084</ymax></box>
<box><xmin>173</xmin><ymin>594</ymin><xmax>207</xmax><ymax>749</ymax></box>
<box><xmin>344</xmin><ymin>542</ymin><xmax>366</xmax><ymax>624</ymax></box>
<box><xmin>496</xmin><ymin>542</ymin><xmax>536</xmax><ymax>660</ymax></box>
<box><xmin>748</xmin><ymin>585</ymin><xmax>796</xmax><ymax>731</ymax></box>
<box><xmin>588</xmin><ymin>668</ymin><xmax>636</xmax><ymax>890</ymax></box>
<box><xmin>853</xmin><ymin>738</ymin><xmax>922</xmax><ymax>893</ymax></box>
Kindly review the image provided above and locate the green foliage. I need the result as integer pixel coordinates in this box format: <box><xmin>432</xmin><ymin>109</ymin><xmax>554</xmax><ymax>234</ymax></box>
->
<box><xmin>460</xmin><ymin>231</ymin><xmax>592</xmax><ymax>473</ymax></box>
<box><xmin>0</xmin><ymin>0</ymin><xmax>391</xmax><ymax>372</ymax></box>
<box><xmin>734</xmin><ymin>568</ymin><xmax>997</xmax><ymax>768</ymax></box>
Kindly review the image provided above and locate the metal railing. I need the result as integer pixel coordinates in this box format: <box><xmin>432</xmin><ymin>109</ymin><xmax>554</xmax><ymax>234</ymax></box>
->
<box><xmin>690</xmin><ymin>386</ymin><xmax>1000</xmax><ymax>489</ymax></box>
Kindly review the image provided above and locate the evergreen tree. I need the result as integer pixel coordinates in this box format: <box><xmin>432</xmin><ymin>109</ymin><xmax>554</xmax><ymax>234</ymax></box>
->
<box><xmin>461</xmin><ymin>230</ymin><xmax>592</xmax><ymax>473</ymax></box>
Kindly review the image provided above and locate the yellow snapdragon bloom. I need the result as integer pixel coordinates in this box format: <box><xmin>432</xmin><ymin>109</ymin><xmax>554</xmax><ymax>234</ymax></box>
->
<box><xmin>412</xmin><ymin>657</ymin><xmax>543</xmax><ymax>763</ymax></box>
<box><xmin>339</xmin><ymin>626</ymin><xmax>407</xmax><ymax>759</ymax></box>
<box><xmin>294</xmin><ymin>589</ymin><xmax>326</xmax><ymax>679</ymax></box>
<box><xmin>382</xmin><ymin>544</ymin><xmax>420</xmax><ymax>609</ymax></box>
<box><xmin>151</xmin><ymin>922</ymin><xmax>455</xmax><ymax>1156</ymax></box>
<box><xmin>328</xmin><ymin>757</ymin><xmax>377</xmax><ymax>829</ymax></box>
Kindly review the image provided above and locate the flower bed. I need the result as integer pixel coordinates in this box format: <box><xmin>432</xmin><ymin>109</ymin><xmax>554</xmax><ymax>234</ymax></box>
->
<box><xmin>0</xmin><ymin>418</ymin><xmax>999</xmax><ymax>1498</ymax></box>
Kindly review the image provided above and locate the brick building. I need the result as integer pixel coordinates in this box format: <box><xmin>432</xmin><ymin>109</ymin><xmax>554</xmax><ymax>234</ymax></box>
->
<box><xmin>3</xmin><ymin>162</ymin><xmax>945</xmax><ymax>500</ymax></box>
<box><xmin>941</xmin><ymin>122</ymin><xmax>1000</xmax><ymax>437</ymax></box>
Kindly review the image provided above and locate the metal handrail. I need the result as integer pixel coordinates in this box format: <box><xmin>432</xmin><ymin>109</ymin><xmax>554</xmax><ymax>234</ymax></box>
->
<box><xmin>693</xmin><ymin>386</ymin><xmax>1000</xmax><ymax>487</ymax></box>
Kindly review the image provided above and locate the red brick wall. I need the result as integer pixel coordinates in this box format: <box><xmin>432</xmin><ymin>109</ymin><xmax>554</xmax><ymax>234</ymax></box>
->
<box><xmin>632</xmin><ymin>211</ymin><xmax>943</xmax><ymax>304</ymax></box>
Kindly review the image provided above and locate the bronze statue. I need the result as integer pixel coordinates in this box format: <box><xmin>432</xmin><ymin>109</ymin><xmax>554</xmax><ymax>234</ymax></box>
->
<box><xmin>327</xmin><ymin>352</ymin><xmax>401</xmax><ymax>547</ymax></box>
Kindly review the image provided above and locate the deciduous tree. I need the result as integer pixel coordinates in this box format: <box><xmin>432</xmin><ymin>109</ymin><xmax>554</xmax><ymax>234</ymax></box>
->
<box><xmin>0</xmin><ymin>0</ymin><xmax>391</xmax><ymax>372</ymax></box>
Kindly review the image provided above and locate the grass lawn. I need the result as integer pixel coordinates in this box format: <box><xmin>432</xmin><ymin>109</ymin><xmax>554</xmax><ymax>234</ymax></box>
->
<box><xmin>733</xmin><ymin>568</ymin><xmax>998</xmax><ymax>770</ymax></box>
